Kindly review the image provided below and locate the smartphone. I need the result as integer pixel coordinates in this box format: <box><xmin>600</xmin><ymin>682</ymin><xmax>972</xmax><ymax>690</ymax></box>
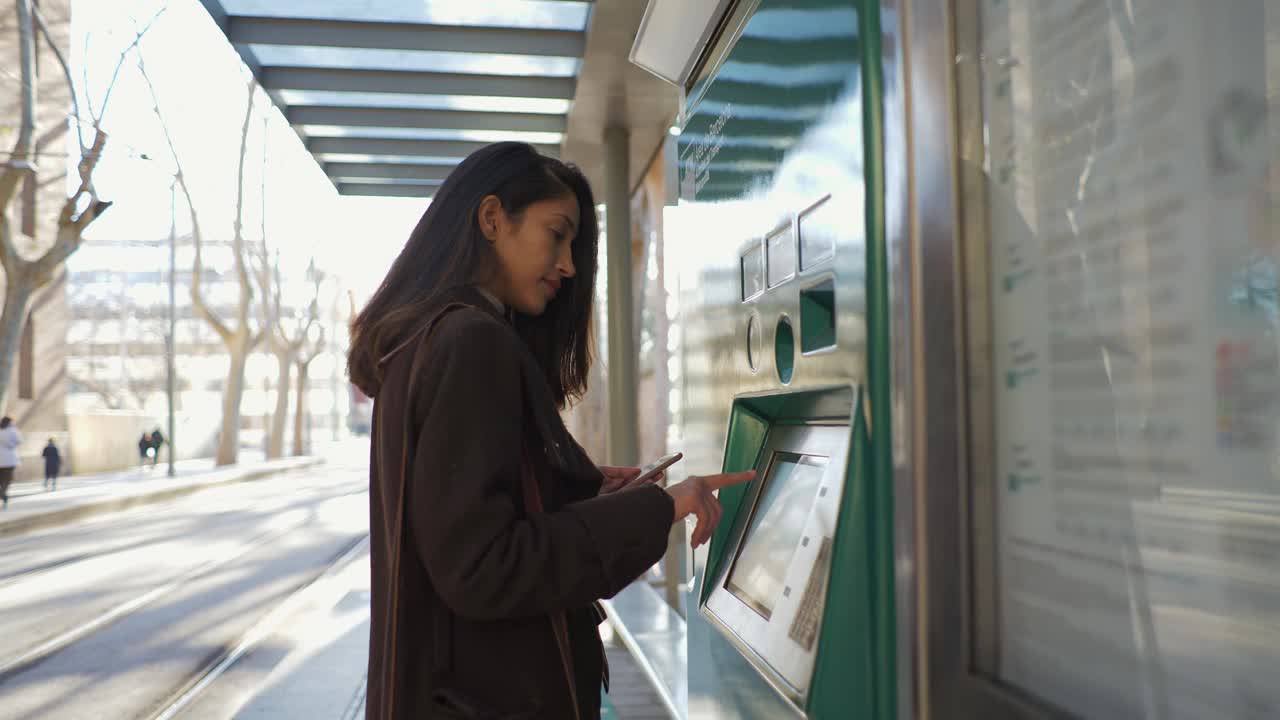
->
<box><xmin>634</xmin><ymin>453</ymin><xmax>683</xmax><ymax>484</ymax></box>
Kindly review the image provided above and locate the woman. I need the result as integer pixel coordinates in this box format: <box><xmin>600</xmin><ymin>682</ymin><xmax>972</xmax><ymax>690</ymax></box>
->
<box><xmin>0</xmin><ymin>417</ymin><xmax>22</xmax><ymax>508</ymax></box>
<box><xmin>349</xmin><ymin>142</ymin><xmax>753</xmax><ymax>719</ymax></box>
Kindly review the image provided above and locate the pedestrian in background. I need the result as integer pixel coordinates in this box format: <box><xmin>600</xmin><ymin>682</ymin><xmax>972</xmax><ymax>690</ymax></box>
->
<box><xmin>0</xmin><ymin>417</ymin><xmax>22</xmax><ymax>508</ymax></box>
<box><xmin>42</xmin><ymin>437</ymin><xmax>61</xmax><ymax>491</ymax></box>
<box><xmin>149</xmin><ymin>428</ymin><xmax>166</xmax><ymax>466</ymax></box>
<box><xmin>139</xmin><ymin>432</ymin><xmax>152</xmax><ymax>468</ymax></box>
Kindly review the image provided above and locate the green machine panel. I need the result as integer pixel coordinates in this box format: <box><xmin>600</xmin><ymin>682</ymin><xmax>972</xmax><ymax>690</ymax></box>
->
<box><xmin>669</xmin><ymin>0</ymin><xmax>894</xmax><ymax>717</ymax></box>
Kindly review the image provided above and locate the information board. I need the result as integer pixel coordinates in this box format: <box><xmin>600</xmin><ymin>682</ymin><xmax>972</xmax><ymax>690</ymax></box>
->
<box><xmin>978</xmin><ymin>1</ymin><xmax>1279</xmax><ymax>718</ymax></box>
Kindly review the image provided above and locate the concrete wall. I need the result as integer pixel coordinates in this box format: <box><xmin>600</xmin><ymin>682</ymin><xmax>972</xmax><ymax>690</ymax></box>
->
<box><xmin>67</xmin><ymin>410</ymin><xmax>221</xmax><ymax>475</ymax></box>
<box><xmin>67</xmin><ymin>412</ymin><xmax>156</xmax><ymax>474</ymax></box>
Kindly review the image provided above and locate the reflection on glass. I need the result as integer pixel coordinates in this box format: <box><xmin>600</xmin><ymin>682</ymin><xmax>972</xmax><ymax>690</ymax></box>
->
<box><xmin>973</xmin><ymin>1</ymin><xmax>1280</xmax><ymax>718</ymax></box>
<box><xmin>767</xmin><ymin>223</ymin><xmax>796</xmax><ymax>287</ymax></box>
<box><xmin>799</xmin><ymin>195</ymin><xmax>834</xmax><ymax>270</ymax></box>
<box><xmin>727</xmin><ymin>453</ymin><xmax>828</xmax><ymax>619</ymax></box>
<box><xmin>742</xmin><ymin>243</ymin><xmax>765</xmax><ymax>299</ymax></box>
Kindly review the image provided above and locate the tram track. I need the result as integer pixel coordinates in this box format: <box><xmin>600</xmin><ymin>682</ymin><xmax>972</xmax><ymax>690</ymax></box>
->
<box><xmin>0</xmin><ymin>511</ymin><xmax>314</xmax><ymax>682</ymax></box>
<box><xmin>0</xmin><ymin>484</ymin><xmax>367</xmax><ymax>588</ymax></box>
<box><xmin>0</xmin><ymin>453</ymin><xmax>372</xmax><ymax>720</ymax></box>
<box><xmin>141</xmin><ymin>535</ymin><xmax>370</xmax><ymax>720</ymax></box>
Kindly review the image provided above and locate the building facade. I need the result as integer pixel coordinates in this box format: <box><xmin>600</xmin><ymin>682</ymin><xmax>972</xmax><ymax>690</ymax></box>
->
<box><xmin>0</xmin><ymin>0</ymin><xmax>75</xmax><ymax>479</ymax></box>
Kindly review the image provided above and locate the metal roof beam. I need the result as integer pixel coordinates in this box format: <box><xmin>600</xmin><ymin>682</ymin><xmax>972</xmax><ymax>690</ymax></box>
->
<box><xmin>263</xmin><ymin>67</ymin><xmax>576</xmax><ymax>100</ymax></box>
<box><xmin>308</xmin><ymin>137</ymin><xmax>560</xmax><ymax>159</ymax></box>
<box><xmin>227</xmin><ymin>16</ymin><xmax>585</xmax><ymax>58</ymax></box>
<box><xmin>326</xmin><ymin>162</ymin><xmax>456</xmax><ymax>182</ymax></box>
<box><xmin>289</xmin><ymin>106</ymin><xmax>566</xmax><ymax>134</ymax></box>
<box><xmin>339</xmin><ymin>182</ymin><xmax>436</xmax><ymax>198</ymax></box>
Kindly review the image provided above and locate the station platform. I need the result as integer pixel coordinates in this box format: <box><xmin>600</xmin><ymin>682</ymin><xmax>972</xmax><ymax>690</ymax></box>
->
<box><xmin>181</xmin><ymin>542</ymin><xmax>674</xmax><ymax>720</ymax></box>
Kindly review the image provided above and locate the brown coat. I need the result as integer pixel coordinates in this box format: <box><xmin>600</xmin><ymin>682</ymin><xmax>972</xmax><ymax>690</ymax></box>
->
<box><xmin>366</xmin><ymin>287</ymin><xmax>674</xmax><ymax>719</ymax></box>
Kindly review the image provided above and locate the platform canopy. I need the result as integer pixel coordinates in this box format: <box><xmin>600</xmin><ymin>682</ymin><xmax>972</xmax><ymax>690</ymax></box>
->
<box><xmin>196</xmin><ymin>0</ymin><xmax>594</xmax><ymax>199</ymax></box>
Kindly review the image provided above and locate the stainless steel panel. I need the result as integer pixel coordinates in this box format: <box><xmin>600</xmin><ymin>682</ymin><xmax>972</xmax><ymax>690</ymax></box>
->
<box><xmin>898</xmin><ymin>0</ymin><xmax>1050</xmax><ymax>716</ymax></box>
<box><xmin>670</xmin><ymin>1</ymin><xmax>869</xmax><ymax>716</ymax></box>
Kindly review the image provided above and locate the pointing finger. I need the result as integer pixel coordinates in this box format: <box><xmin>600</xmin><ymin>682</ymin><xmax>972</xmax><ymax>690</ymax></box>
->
<box><xmin>705</xmin><ymin>470</ymin><xmax>757</xmax><ymax>491</ymax></box>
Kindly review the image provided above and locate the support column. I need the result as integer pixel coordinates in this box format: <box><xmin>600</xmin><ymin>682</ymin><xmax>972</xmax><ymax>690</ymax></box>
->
<box><xmin>604</xmin><ymin>126</ymin><xmax>638</xmax><ymax>467</ymax></box>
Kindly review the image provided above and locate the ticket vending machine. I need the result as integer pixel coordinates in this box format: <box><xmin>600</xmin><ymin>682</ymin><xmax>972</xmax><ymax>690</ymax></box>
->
<box><xmin>634</xmin><ymin>0</ymin><xmax>896</xmax><ymax>717</ymax></box>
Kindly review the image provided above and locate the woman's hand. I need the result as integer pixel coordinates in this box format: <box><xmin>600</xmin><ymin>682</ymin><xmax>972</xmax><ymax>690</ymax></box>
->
<box><xmin>665</xmin><ymin>470</ymin><xmax>757</xmax><ymax>548</ymax></box>
<box><xmin>598</xmin><ymin>464</ymin><xmax>667</xmax><ymax>495</ymax></box>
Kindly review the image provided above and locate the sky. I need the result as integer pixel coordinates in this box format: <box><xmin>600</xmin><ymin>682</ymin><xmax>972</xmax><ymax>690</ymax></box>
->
<box><xmin>67</xmin><ymin>0</ymin><xmax>427</xmax><ymax>302</ymax></box>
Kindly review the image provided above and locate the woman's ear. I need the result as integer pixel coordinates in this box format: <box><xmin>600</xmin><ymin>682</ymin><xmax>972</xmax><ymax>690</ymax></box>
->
<box><xmin>477</xmin><ymin>195</ymin><xmax>503</xmax><ymax>243</ymax></box>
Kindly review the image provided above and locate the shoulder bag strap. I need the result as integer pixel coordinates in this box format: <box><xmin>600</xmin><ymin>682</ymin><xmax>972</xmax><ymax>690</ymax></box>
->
<box><xmin>379</xmin><ymin>302</ymin><xmax>470</xmax><ymax>719</ymax></box>
<box><xmin>520</xmin><ymin>453</ymin><xmax>584</xmax><ymax>720</ymax></box>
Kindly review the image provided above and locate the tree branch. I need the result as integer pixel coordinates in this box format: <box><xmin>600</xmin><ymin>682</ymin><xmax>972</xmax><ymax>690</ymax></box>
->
<box><xmin>31</xmin><ymin>3</ymin><xmax>85</xmax><ymax>155</ymax></box>
<box><xmin>232</xmin><ymin>76</ymin><xmax>256</xmax><ymax>333</ymax></box>
<box><xmin>0</xmin><ymin>0</ymin><xmax>38</xmax><ymax>207</ymax></box>
<box><xmin>98</xmin><ymin>5</ymin><xmax>167</xmax><ymax>125</ymax></box>
<box><xmin>135</xmin><ymin>44</ymin><xmax>231</xmax><ymax>343</ymax></box>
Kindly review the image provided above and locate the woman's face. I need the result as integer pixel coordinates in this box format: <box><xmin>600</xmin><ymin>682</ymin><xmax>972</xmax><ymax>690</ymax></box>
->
<box><xmin>479</xmin><ymin>192</ymin><xmax>580</xmax><ymax>316</ymax></box>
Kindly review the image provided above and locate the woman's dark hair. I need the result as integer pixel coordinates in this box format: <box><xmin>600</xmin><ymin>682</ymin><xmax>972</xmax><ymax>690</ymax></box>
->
<box><xmin>0</xmin><ymin>417</ymin><xmax>11</xmax><ymax>429</ymax></box>
<box><xmin>347</xmin><ymin>142</ymin><xmax>599</xmax><ymax>408</ymax></box>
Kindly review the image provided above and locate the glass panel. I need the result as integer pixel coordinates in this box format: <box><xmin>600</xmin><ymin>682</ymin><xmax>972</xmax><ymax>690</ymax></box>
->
<box><xmin>742</xmin><ymin>243</ymin><xmax>765</xmax><ymax>300</ymax></box>
<box><xmin>250</xmin><ymin>46</ymin><xmax>579</xmax><ymax>77</ymax></box>
<box><xmin>221</xmin><ymin>0</ymin><xmax>591</xmax><ymax>31</ymax></box>
<box><xmin>276</xmin><ymin>90</ymin><xmax>570</xmax><ymax>115</ymax></box>
<box><xmin>739</xmin><ymin>6</ymin><xmax>858</xmax><ymax>40</ymax></box>
<box><xmin>973</xmin><ymin>2</ymin><xmax>1280</xmax><ymax>718</ymax></box>
<box><xmin>726</xmin><ymin>453</ymin><xmax>830</xmax><ymax>620</ymax></box>
<box><xmin>766</xmin><ymin>223</ymin><xmax>796</xmax><ymax>287</ymax></box>
<box><xmin>799</xmin><ymin>194</ymin><xmax>835</xmax><ymax>269</ymax></box>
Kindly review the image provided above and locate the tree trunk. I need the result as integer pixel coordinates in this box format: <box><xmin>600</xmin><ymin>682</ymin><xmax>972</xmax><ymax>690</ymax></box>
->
<box><xmin>216</xmin><ymin>332</ymin><xmax>251</xmax><ymax>466</ymax></box>
<box><xmin>292</xmin><ymin>360</ymin><xmax>309</xmax><ymax>456</ymax></box>
<box><xmin>267</xmin><ymin>350</ymin><xmax>290</xmax><ymax>459</ymax></box>
<box><xmin>0</xmin><ymin>273</ymin><xmax>35</xmax><ymax>412</ymax></box>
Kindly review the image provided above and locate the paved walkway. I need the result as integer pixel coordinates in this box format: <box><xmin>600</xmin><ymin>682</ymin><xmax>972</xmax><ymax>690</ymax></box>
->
<box><xmin>0</xmin><ymin>452</ymin><xmax>322</xmax><ymax>537</ymax></box>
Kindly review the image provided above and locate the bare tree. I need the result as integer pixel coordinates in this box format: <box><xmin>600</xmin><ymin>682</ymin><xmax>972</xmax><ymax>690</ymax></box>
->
<box><xmin>250</xmin><ymin>118</ymin><xmax>313</xmax><ymax>460</ymax></box>
<box><xmin>292</xmin><ymin>267</ymin><xmax>325</xmax><ymax>457</ymax></box>
<box><xmin>0</xmin><ymin>1</ymin><xmax>157</xmax><ymax>410</ymax></box>
<box><xmin>256</xmin><ymin>249</ymin><xmax>290</xmax><ymax>459</ymax></box>
<box><xmin>137</xmin><ymin>57</ymin><xmax>262</xmax><ymax>465</ymax></box>
<box><xmin>255</xmin><ymin>249</ymin><xmax>323</xmax><ymax>459</ymax></box>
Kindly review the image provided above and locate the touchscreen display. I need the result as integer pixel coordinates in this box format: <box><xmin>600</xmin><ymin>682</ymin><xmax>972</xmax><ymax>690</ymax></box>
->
<box><xmin>726</xmin><ymin>453</ymin><xmax>829</xmax><ymax>619</ymax></box>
